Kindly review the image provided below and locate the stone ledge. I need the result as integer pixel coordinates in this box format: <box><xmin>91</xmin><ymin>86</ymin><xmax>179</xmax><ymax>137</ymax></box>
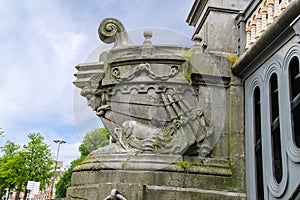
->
<box><xmin>70</xmin><ymin>169</ymin><xmax>238</xmax><ymax>192</ymax></box>
<box><xmin>67</xmin><ymin>183</ymin><xmax>246</xmax><ymax>200</ymax></box>
<box><xmin>147</xmin><ymin>185</ymin><xmax>247</xmax><ymax>200</ymax></box>
<box><xmin>73</xmin><ymin>153</ymin><xmax>232</xmax><ymax>176</ymax></box>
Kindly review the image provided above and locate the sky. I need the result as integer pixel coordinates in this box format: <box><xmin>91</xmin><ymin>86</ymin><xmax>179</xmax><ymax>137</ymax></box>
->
<box><xmin>0</xmin><ymin>0</ymin><xmax>195</xmax><ymax>166</ymax></box>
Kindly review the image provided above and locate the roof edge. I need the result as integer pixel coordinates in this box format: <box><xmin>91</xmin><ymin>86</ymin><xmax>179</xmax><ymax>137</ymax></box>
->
<box><xmin>186</xmin><ymin>0</ymin><xmax>208</xmax><ymax>26</ymax></box>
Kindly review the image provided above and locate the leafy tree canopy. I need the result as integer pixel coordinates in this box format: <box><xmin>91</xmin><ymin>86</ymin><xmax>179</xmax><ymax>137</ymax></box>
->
<box><xmin>23</xmin><ymin>133</ymin><xmax>54</xmax><ymax>190</ymax></box>
<box><xmin>0</xmin><ymin>141</ymin><xmax>23</xmax><ymax>195</ymax></box>
<box><xmin>0</xmin><ymin>140</ymin><xmax>20</xmax><ymax>156</ymax></box>
<box><xmin>79</xmin><ymin>127</ymin><xmax>110</xmax><ymax>157</ymax></box>
<box><xmin>0</xmin><ymin>133</ymin><xmax>54</xmax><ymax>197</ymax></box>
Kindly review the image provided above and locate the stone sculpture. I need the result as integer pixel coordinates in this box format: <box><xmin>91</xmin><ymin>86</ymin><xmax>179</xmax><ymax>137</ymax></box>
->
<box><xmin>74</xmin><ymin>18</ymin><xmax>217</xmax><ymax>157</ymax></box>
<box><xmin>68</xmin><ymin>16</ymin><xmax>245</xmax><ymax>200</ymax></box>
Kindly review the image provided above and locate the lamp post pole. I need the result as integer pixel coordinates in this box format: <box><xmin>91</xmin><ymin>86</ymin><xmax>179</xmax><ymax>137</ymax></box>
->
<box><xmin>50</xmin><ymin>139</ymin><xmax>66</xmax><ymax>200</ymax></box>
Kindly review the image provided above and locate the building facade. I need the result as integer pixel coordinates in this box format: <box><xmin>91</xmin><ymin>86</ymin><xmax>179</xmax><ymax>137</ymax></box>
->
<box><xmin>188</xmin><ymin>0</ymin><xmax>300</xmax><ymax>199</ymax></box>
<box><xmin>234</xmin><ymin>0</ymin><xmax>300</xmax><ymax>199</ymax></box>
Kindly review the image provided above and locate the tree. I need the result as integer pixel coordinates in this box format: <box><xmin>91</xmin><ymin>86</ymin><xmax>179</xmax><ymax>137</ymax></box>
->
<box><xmin>79</xmin><ymin>128</ymin><xmax>110</xmax><ymax>156</ymax></box>
<box><xmin>55</xmin><ymin>127</ymin><xmax>110</xmax><ymax>198</ymax></box>
<box><xmin>0</xmin><ymin>141</ymin><xmax>23</xmax><ymax>198</ymax></box>
<box><xmin>55</xmin><ymin>156</ymin><xmax>85</xmax><ymax>198</ymax></box>
<box><xmin>0</xmin><ymin>140</ymin><xmax>20</xmax><ymax>155</ymax></box>
<box><xmin>22</xmin><ymin>133</ymin><xmax>53</xmax><ymax>191</ymax></box>
<box><xmin>0</xmin><ymin>133</ymin><xmax>54</xmax><ymax>199</ymax></box>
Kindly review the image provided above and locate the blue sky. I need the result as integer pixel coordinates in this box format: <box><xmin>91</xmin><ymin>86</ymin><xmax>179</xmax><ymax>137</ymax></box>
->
<box><xmin>0</xmin><ymin>0</ymin><xmax>195</xmax><ymax>165</ymax></box>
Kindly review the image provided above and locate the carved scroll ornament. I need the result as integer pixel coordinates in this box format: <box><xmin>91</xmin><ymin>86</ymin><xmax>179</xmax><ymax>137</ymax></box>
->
<box><xmin>112</xmin><ymin>63</ymin><xmax>179</xmax><ymax>82</ymax></box>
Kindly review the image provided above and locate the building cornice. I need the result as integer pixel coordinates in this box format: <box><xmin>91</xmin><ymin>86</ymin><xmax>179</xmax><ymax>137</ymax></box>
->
<box><xmin>186</xmin><ymin>0</ymin><xmax>208</xmax><ymax>26</ymax></box>
<box><xmin>193</xmin><ymin>7</ymin><xmax>241</xmax><ymax>37</ymax></box>
<box><xmin>187</xmin><ymin>0</ymin><xmax>250</xmax><ymax>40</ymax></box>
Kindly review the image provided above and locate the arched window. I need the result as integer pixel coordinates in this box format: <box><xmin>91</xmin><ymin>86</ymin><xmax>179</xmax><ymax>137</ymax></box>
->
<box><xmin>269</xmin><ymin>73</ymin><xmax>283</xmax><ymax>184</ymax></box>
<box><xmin>254</xmin><ymin>87</ymin><xmax>264</xmax><ymax>199</ymax></box>
<box><xmin>289</xmin><ymin>56</ymin><xmax>300</xmax><ymax>148</ymax></box>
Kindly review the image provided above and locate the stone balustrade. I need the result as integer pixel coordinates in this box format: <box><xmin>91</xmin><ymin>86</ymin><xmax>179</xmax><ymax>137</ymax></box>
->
<box><xmin>245</xmin><ymin>0</ymin><xmax>293</xmax><ymax>50</ymax></box>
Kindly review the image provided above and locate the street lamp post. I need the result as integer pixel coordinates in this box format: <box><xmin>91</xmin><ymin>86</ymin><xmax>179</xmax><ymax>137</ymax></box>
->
<box><xmin>50</xmin><ymin>139</ymin><xmax>66</xmax><ymax>200</ymax></box>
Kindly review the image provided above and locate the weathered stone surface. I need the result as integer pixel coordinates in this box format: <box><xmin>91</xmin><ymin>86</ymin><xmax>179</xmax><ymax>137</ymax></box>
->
<box><xmin>68</xmin><ymin>17</ymin><xmax>245</xmax><ymax>200</ymax></box>
<box><xmin>68</xmin><ymin>183</ymin><xmax>145</xmax><ymax>200</ymax></box>
<box><xmin>74</xmin><ymin>18</ymin><xmax>222</xmax><ymax>157</ymax></box>
<box><xmin>186</xmin><ymin>0</ymin><xmax>250</xmax><ymax>53</ymax></box>
<box><xmin>68</xmin><ymin>168</ymin><xmax>246</xmax><ymax>200</ymax></box>
<box><xmin>68</xmin><ymin>183</ymin><xmax>247</xmax><ymax>200</ymax></box>
<box><xmin>68</xmin><ymin>166</ymin><xmax>246</xmax><ymax>199</ymax></box>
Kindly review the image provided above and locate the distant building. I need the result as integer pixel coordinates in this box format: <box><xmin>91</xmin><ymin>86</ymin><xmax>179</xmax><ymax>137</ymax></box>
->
<box><xmin>44</xmin><ymin>160</ymin><xmax>66</xmax><ymax>200</ymax></box>
<box><xmin>188</xmin><ymin>0</ymin><xmax>300</xmax><ymax>199</ymax></box>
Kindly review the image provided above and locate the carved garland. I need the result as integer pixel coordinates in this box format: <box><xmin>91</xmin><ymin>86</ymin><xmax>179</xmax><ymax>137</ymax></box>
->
<box><xmin>112</xmin><ymin>63</ymin><xmax>179</xmax><ymax>81</ymax></box>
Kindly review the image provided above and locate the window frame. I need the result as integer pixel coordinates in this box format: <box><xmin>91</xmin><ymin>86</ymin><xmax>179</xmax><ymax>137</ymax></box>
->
<box><xmin>283</xmin><ymin>45</ymin><xmax>300</xmax><ymax>163</ymax></box>
<box><xmin>289</xmin><ymin>57</ymin><xmax>300</xmax><ymax>148</ymax></box>
<box><xmin>264</xmin><ymin>62</ymin><xmax>288</xmax><ymax>197</ymax></box>
<box><xmin>269</xmin><ymin>73</ymin><xmax>283</xmax><ymax>184</ymax></box>
<box><xmin>245</xmin><ymin>74</ymin><xmax>267</xmax><ymax>200</ymax></box>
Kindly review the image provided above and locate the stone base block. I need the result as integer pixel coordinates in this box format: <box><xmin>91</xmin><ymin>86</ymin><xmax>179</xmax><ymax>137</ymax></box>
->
<box><xmin>67</xmin><ymin>182</ymin><xmax>246</xmax><ymax>200</ymax></box>
<box><xmin>66</xmin><ymin>153</ymin><xmax>245</xmax><ymax>200</ymax></box>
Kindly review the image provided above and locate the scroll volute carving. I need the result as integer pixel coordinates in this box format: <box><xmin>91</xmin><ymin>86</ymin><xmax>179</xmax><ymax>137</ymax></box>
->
<box><xmin>98</xmin><ymin>18</ymin><xmax>133</xmax><ymax>48</ymax></box>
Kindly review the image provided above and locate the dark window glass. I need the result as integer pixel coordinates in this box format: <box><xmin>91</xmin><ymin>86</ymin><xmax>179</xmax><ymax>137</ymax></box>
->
<box><xmin>289</xmin><ymin>57</ymin><xmax>300</xmax><ymax>148</ymax></box>
<box><xmin>254</xmin><ymin>87</ymin><xmax>264</xmax><ymax>199</ymax></box>
<box><xmin>270</xmin><ymin>74</ymin><xmax>283</xmax><ymax>184</ymax></box>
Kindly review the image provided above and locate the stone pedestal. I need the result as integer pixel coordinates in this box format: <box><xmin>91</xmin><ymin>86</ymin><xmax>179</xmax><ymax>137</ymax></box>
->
<box><xmin>67</xmin><ymin>152</ymin><xmax>245</xmax><ymax>200</ymax></box>
<box><xmin>68</xmin><ymin>18</ymin><xmax>246</xmax><ymax>200</ymax></box>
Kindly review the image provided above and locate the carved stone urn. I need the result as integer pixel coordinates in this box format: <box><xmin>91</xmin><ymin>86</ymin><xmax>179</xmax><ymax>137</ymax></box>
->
<box><xmin>67</xmin><ymin>18</ymin><xmax>245</xmax><ymax>200</ymax></box>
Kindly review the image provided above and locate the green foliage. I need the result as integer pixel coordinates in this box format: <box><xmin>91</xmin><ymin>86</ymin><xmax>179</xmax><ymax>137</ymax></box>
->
<box><xmin>0</xmin><ymin>141</ymin><xmax>23</xmax><ymax>194</ymax></box>
<box><xmin>55</xmin><ymin>128</ymin><xmax>110</xmax><ymax>198</ymax></box>
<box><xmin>176</xmin><ymin>161</ymin><xmax>192</xmax><ymax>170</ymax></box>
<box><xmin>78</xmin><ymin>143</ymin><xmax>89</xmax><ymax>157</ymax></box>
<box><xmin>154</xmin><ymin>140</ymin><xmax>160</xmax><ymax>151</ymax></box>
<box><xmin>55</xmin><ymin>156</ymin><xmax>85</xmax><ymax>198</ymax></box>
<box><xmin>184</xmin><ymin>72</ymin><xmax>192</xmax><ymax>85</ymax></box>
<box><xmin>0</xmin><ymin>133</ymin><xmax>53</xmax><ymax>196</ymax></box>
<box><xmin>0</xmin><ymin>140</ymin><xmax>20</xmax><ymax>156</ymax></box>
<box><xmin>79</xmin><ymin>128</ymin><xmax>110</xmax><ymax>156</ymax></box>
<box><xmin>121</xmin><ymin>160</ymin><xmax>128</xmax><ymax>169</ymax></box>
<box><xmin>196</xmin><ymin>159</ymin><xmax>204</xmax><ymax>165</ymax></box>
<box><xmin>22</xmin><ymin>133</ymin><xmax>54</xmax><ymax>190</ymax></box>
<box><xmin>181</xmin><ymin>49</ymin><xmax>192</xmax><ymax>57</ymax></box>
<box><xmin>223</xmin><ymin>53</ymin><xmax>239</xmax><ymax>68</ymax></box>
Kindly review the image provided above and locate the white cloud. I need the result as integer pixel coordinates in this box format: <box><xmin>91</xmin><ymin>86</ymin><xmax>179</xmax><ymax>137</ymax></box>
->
<box><xmin>0</xmin><ymin>0</ymin><xmax>90</xmax><ymax>128</ymax></box>
<box><xmin>0</xmin><ymin>0</ymin><xmax>195</xmax><ymax>165</ymax></box>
